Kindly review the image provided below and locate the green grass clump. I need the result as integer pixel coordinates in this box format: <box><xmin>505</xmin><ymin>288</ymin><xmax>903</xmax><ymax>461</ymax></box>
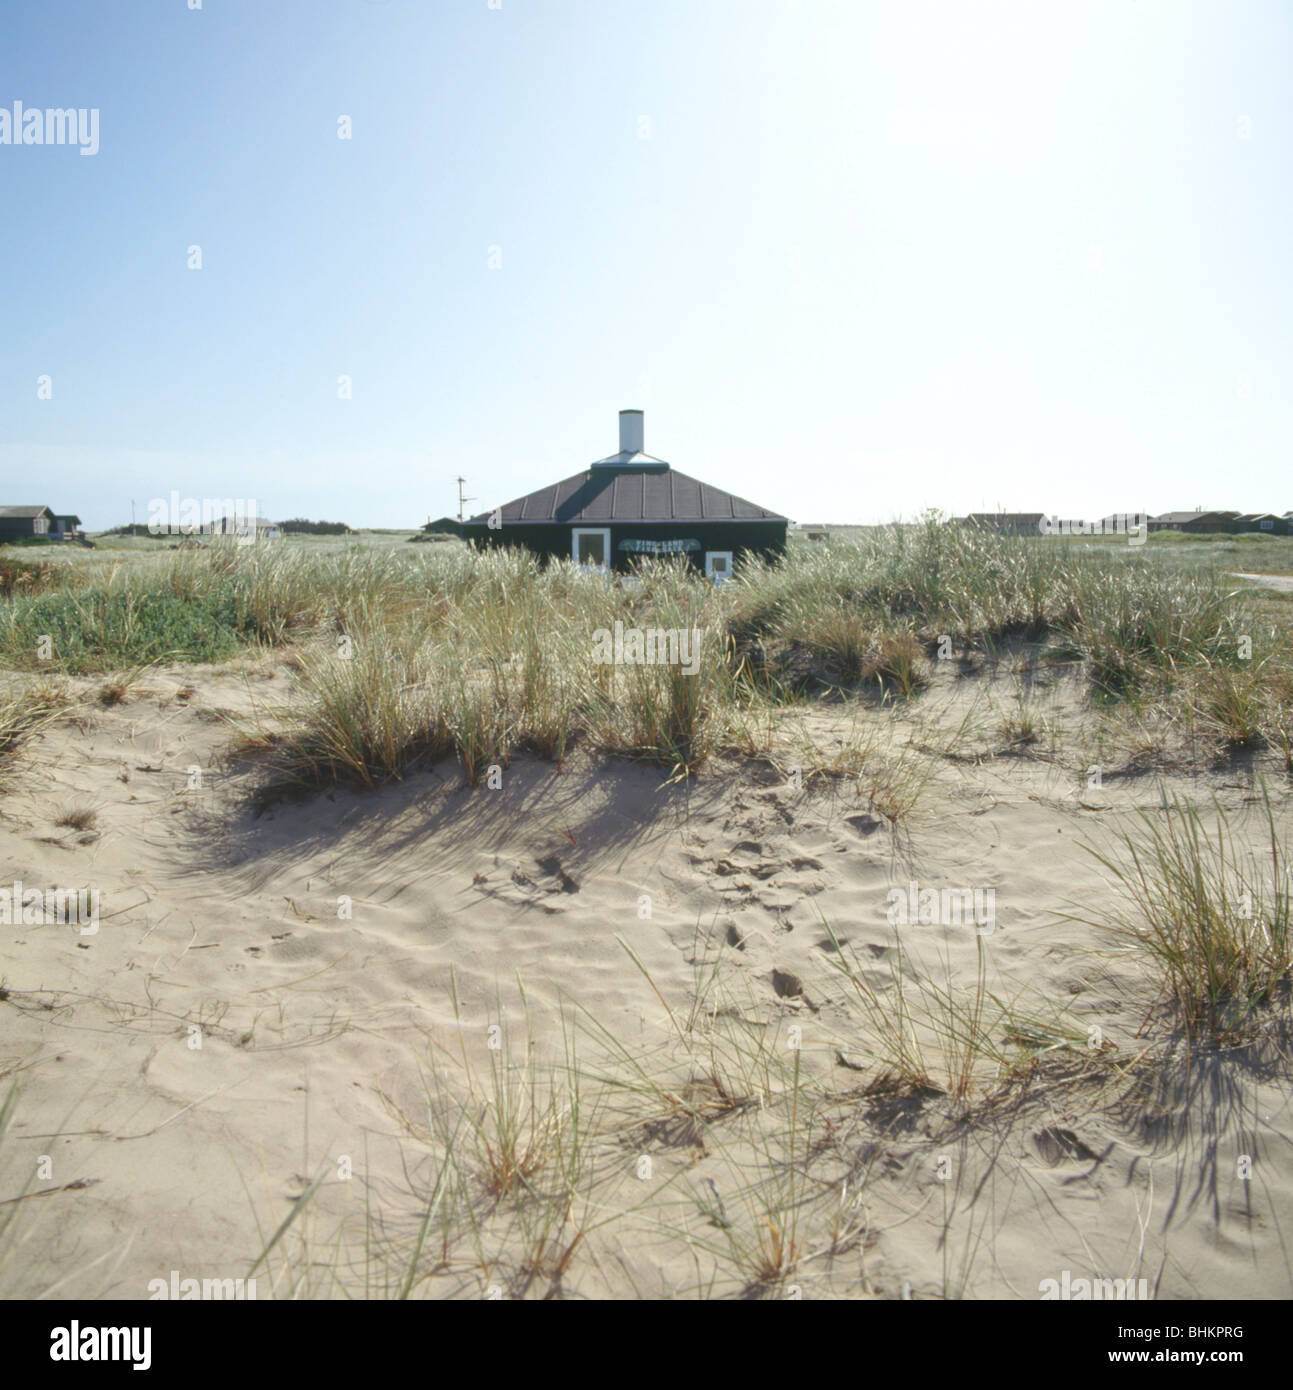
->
<box><xmin>0</xmin><ymin>585</ymin><xmax>252</xmax><ymax>671</ymax></box>
<box><xmin>250</xmin><ymin>632</ymin><xmax>454</xmax><ymax>793</ymax></box>
<box><xmin>730</xmin><ymin>513</ymin><xmax>1257</xmax><ymax>695</ymax></box>
<box><xmin>1078</xmin><ymin>788</ymin><xmax>1292</xmax><ymax>1042</ymax></box>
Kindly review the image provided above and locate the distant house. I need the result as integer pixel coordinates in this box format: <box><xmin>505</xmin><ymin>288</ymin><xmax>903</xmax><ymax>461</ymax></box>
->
<box><xmin>423</xmin><ymin>517</ymin><xmax>465</xmax><ymax>536</ymax></box>
<box><xmin>1231</xmin><ymin>513</ymin><xmax>1287</xmax><ymax>535</ymax></box>
<box><xmin>461</xmin><ymin>410</ymin><xmax>787</xmax><ymax>579</ymax></box>
<box><xmin>0</xmin><ymin>505</ymin><xmax>56</xmax><ymax>540</ymax></box>
<box><xmin>962</xmin><ymin>512</ymin><xmax>1045</xmax><ymax>535</ymax></box>
<box><xmin>200</xmin><ymin>515</ymin><xmax>282</xmax><ymax>540</ymax></box>
<box><xmin>1147</xmin><ymin>510</ymin><xmax>1238</xmax><ymax>534</ymax></box>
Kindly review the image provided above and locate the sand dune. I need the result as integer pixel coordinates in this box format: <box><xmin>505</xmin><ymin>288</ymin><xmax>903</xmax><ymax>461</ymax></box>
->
<box><xmin>1</xmin><ymin>658</ymin><xmax>1290</xmax><ymax>1299</ymax></box>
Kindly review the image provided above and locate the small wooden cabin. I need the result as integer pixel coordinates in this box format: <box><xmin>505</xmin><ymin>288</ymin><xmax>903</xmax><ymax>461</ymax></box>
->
<box><xmin>0</xmin><ymin>505</ymin><xmax>56</xmax><ymax>539</ymax></box>
<box><xmin>460</xmin><ymin>410</ymin><xmax>786</xmax><ymax>579</ymax></box>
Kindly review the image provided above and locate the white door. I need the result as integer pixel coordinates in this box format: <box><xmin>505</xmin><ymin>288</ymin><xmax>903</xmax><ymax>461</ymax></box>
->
<box><xmin>572</xmin><ymin>528</ymin><xmax>611</xmax><ymax>572</ymax></box>
<box><xmin>705</xmin><ymin>550</ymin><xmax>733</xmax><ymax>583</ymax></box>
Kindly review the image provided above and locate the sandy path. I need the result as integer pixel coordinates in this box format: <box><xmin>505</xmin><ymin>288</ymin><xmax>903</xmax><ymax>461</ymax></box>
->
<box><xmin>1230</xmin><ymin>571</ymin><xmax>1293</xmax><ymax>592</ymax></box>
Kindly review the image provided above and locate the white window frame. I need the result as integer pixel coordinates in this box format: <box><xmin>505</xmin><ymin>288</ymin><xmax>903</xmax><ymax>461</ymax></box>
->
<box><xmin>572</xmin><ymin>527</ymin><xmax>612</xmax><ymax>572</ymax></box>
<box><xmin>705</xmin><ymin>550</ymin><xmax>733</xmax><ymax>583</ymax></box>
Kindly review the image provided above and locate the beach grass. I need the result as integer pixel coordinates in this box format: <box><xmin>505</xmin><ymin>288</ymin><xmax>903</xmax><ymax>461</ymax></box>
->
<box><xmin>7</xmin><ymin>522</ymin><xmax>1282</xmax><ymax>793</ymax></box>
<box><xmin>1074</xmin><ymin>786</ymin><xmax>1292</xmax><ymax>1042</ymax></box>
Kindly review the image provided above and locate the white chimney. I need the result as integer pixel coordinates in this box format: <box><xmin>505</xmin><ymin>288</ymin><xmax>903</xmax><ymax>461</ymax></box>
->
<box><xmin>619</xmin><ymin>409</ymin><xmax>644</xmax><ymax>455</ymax></box>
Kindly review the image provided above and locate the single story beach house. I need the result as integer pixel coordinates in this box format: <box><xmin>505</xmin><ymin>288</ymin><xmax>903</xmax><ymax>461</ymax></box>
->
<box><xmin>460</xmin><ymin>410</ymin><xmax>787</xmax><ymax>579</ymax></box>
<box><xmin>0</xmin><ymin>505</ymin><xmax>83</xmax><ymax>541</ymax></box>
<box><xmin>1147</xmin><ymin>510</ymin><xmax>1239</xmax><ymax>534</ymax></box>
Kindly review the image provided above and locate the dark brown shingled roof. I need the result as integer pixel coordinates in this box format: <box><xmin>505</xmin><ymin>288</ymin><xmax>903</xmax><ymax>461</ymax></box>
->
<box><xmin>465</xmin><ymin>468</ymin><xmax>786</xmax><ymax>527</ymax></box>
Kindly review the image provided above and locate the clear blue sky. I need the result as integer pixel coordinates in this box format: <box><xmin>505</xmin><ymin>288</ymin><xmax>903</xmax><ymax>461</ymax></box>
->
<box><xmin>2</xmin><ymin>0</ymin><xmax>1289</xmax><ymax>529</ymax></box>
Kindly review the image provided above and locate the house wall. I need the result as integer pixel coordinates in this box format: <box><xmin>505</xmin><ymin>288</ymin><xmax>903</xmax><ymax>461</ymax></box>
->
<box><xmin>962</xmin><ymin>516</ymin><xmax>1045</xmax><ymax>535</ymax></box>
<box><xmin>0</xmin><ymin>516</ymin><xmax>47</xmax><ymax>538</ymax></box>
<box><xmin>461</xmin><ymin>521</ymin><xmax>787</xmax><ymax>572</ymax></box>
<box><xmin>1148</xmin><ymin>516</ymin><xmax>1232</xmax><ymax>533</ymax></box>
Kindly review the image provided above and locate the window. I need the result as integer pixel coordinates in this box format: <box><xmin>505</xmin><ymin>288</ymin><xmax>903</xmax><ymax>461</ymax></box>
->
<box><xmin>705</xmin><ymin>550</ymin><xmax>733</xmax><ymax>583</ymax></box>
<box><xmin>572</xmin><ymin>528</ymin><xmax>611</xmax><ymax>572</ymax></box>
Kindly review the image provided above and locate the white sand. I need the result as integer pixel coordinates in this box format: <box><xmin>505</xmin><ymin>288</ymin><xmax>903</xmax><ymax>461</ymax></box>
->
<box><xmin>1</xmin><ymin>658</ymin><xmax>1289</xmax><ymax>1299</ymax></box>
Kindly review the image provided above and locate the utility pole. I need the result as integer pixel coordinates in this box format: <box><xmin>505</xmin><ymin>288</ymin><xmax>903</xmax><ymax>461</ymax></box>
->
<box><xmin>131</xmin><ymin>499</ymin><xmax>135</xmax><ymax>533</ymax></box>
<box><xmin>456</xmin><ymin>477</ymin><xmax>476</xmax><ymax>523</ymax></box>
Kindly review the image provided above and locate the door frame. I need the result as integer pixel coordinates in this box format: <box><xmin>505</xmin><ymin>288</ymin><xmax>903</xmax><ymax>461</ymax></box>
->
<box><xmin>572</xmin><ymin>527</ymin><xmax>612</xmax><ymax>572</ymax></box>
<box><xmin>705</xmin><ymin>550</ymin><xmax>734</xmax><ymax>583</ymax></box>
